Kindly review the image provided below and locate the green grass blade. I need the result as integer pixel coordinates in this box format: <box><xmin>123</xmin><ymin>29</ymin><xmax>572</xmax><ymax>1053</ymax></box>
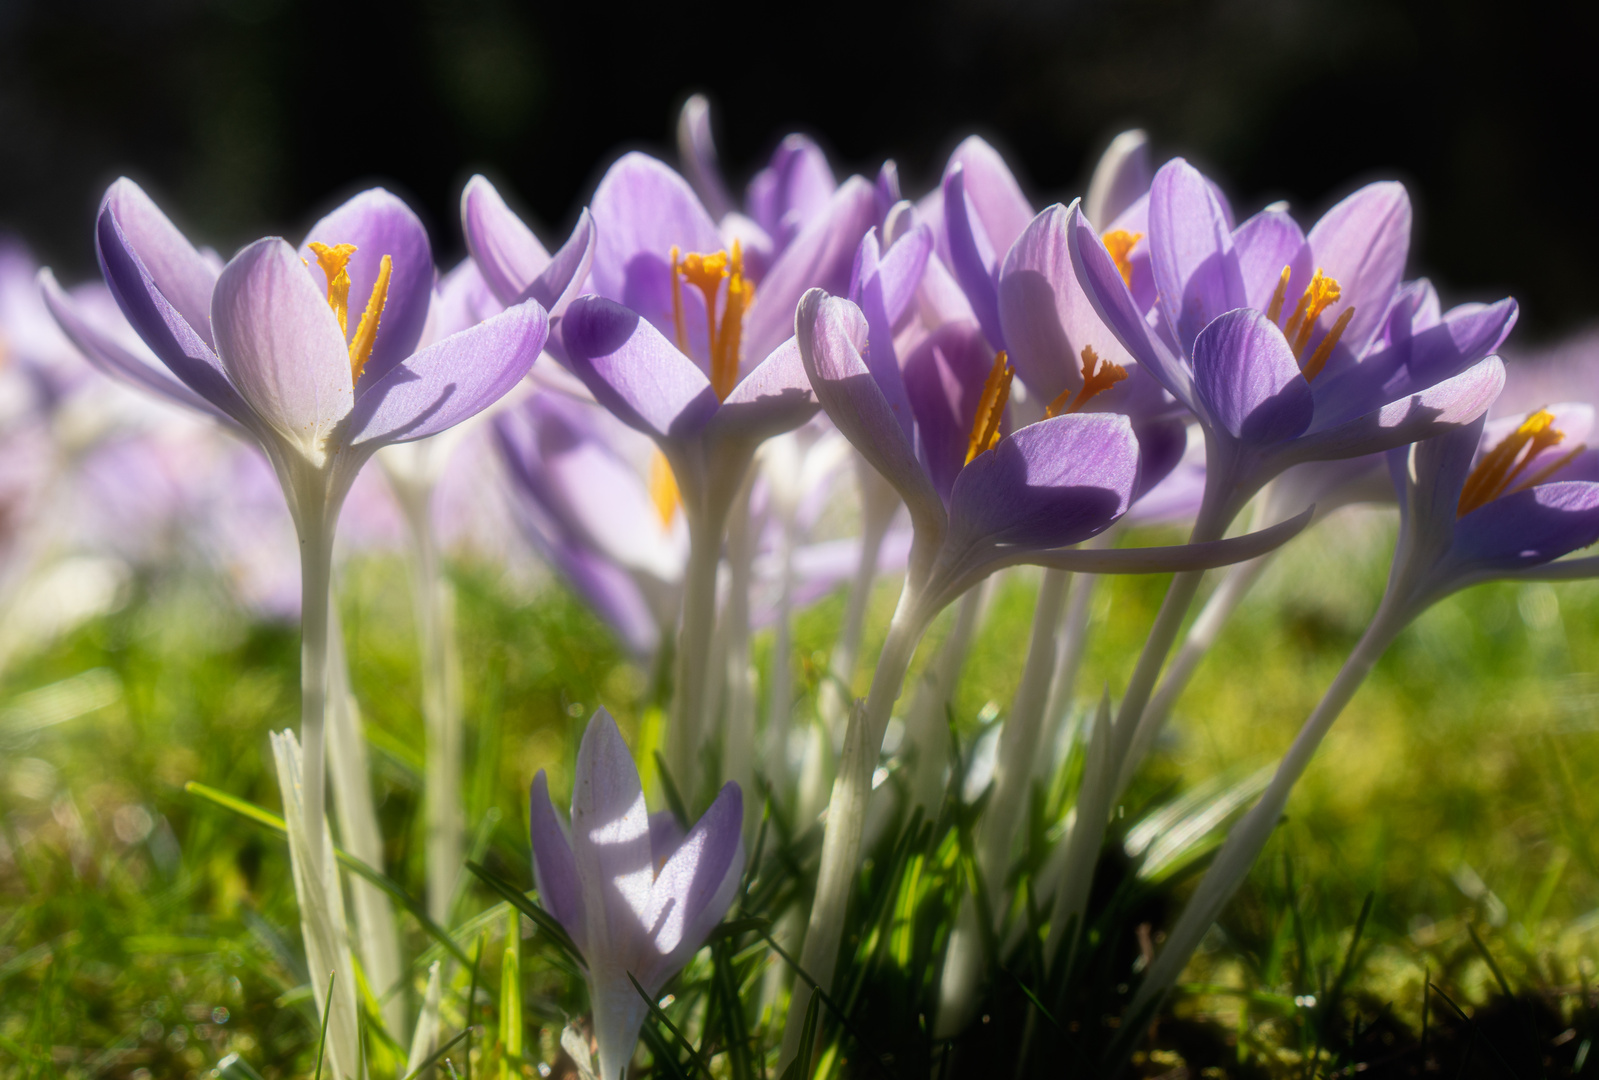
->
<box><xmin>313</xmin><ymin>970</ymin><xmax>335</xmax><ymax>1080</ymax></box>
<box><xmin>399</xmin><ymin>1028</ymin><xmax>470</xmax><ymax>1080</ymax></box>
<box><xmin>628</xmin><ymin>972</ymin><xmax>715</xmax><ymax>1080</ymax></box>
<box><xmin>465</xmin><ymin>860</ymin><xmax>584</xmax><ymax>969</ymax></box>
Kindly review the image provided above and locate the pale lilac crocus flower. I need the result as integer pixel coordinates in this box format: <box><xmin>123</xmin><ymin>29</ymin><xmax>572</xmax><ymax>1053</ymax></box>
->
<box><xmin>89</xmin><ymin>177</ymin><xmax>548</xmax><ymax>876</ymax></box>
<box><xmin>530</xmin><ymin>708</ymin><xmax>743</xmax><ymax>1080</ymax></box>
<box><xmin>1135</xmin><ymin>401</ymin><xmax>1599</xmax><ymax>1018</ymax></box>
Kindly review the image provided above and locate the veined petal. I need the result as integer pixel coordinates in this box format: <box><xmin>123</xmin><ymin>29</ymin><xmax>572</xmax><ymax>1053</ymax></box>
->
<box><xmin>747</xmin><ymin>134</ymin><xmax>837</xmax><ymax>244</ymax></box>
<box><xmin>211</xmin><ymin>238</ymin><xmax>354</xmax><ymax>460</ymax></box>
<box><xmin>946</xmin><ymin>136</ymin><xmax>1034</xmax><ymax>261</ymax></box>
<box><xmin>903</xmin><ymin>320</ymin><xmax>996</xmax><ymax>503</ymax></box>
<box><xmin>677</xmin><ymin>94</ymin><xmax>737</xmax><ymax>221</ymax></box>
<box><xmin>570</xmin><ymin>709</ymin><xmax>654</xmax><ymax>955</ymax></box>
<box><xmin>461</xmin><ymin>174</ymin><xmax>553</xmax><ymax>305</ymax></box>
<box><xmin>1295</xmin><ymin>356</ymin><xmax>1505</xmax><ymax>463</ymax></box>
<box><xmin>1305</xmin><ymin>181</ymin><xmax>1412</xmax><ymax>359</ymax></box>
<box><xmin>942</xmin><ymin>164</ymin><xmax>1005</xmax><ymax>350</ymax></box>
<box><xmin>1066</xmin><ymin>202</ymin><xmax>1196</xmax><ymax>412</ymax></box>
<box><xmin>1083</xmin><ymin>129</ymin><xmax>1152</xmax><ymax>230</ymax></box>
<box><xmin>524</xmin><ymin>209</ymin><xmax>595</xmax><ymax>318</ymax></box>
<box><xmin>640</xmin><ymin>782</ymin><xmax>743</xmax><ymax>987</ymax></box>
<box><xmin>421</xmin><ymin>257</ymin><xmax>505</xmax><ymax>347</ymax></box>
<box><xmin>530</xmin><ymin>770</ymin><xmax>586</xmax><ymax>951</ymax></box>
<box><xmin>100</xmin><ymin>178</ymin><xmax>219</xmax><ymax>349</ymax></box>
<box><xmin>704</xmin><ymin>336</ymin><xmax>819</xmax><ymax>447</ymax></box>
<box><xmin>850</xmin><ymin>225</ymin><xmax>932</xmax><ymax>445</ymax></box>
<box><xmin>1148</xmin><ymin>159</ymin><xmax>1246</xmax><ymax>354</ymax></box>
<box><xmin>590</xmin><ymin>152</ymin><xmax>721</xmax><ymax>325</ymax></box>
<box><xmin>347</xmin><ymin>298</ymin><xmax>546</xmax><ymax>449</ymax></box>
<box><xmin>300</xmin><ymin>187</ymin><xmax>434</xmax><ymax>388</ymax></box>
<box><xmin>796</xmin><ymin>289</ymin><xmax>946</xmax><ymax>535</ymax></box>
<box><xmin>1451</xmin><ymin>480</ymin><xmax>1599</xmax><ymax>571</ymax></box>
<box><xmin>744</xmin><ymin>176</ymin><xmax>877</xmax><ymax>364</ymax></box>
<box><xmin>561</xmin><ymin>296</ymin><xmax>719</xmax><ymax>442</ymax></box>
<box><xmin>947</xmin><ymin>412</ymin><xmax>1136</xmax><ymax>551</ymax></box>
<box><xmin>1231</xmin><ymin>208</ymin><xmax>1311</xmax><ymax>312</ymax></box>
<box><xmin>1192</xmin><ymin>308</ymin><xmax>1313</xmax><ymax>446</ymax></box>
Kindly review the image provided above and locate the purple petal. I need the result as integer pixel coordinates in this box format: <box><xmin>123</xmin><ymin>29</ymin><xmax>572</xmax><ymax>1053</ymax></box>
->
<box><xmin>1452</xmin><ymin>480</ymin><xmax>1599</xmax><ymax>571</ymax></box>
<box><xmin>590</xmin><ymin>152</ymin><xmax>722</xmax><ymax>329</ymax></box>
<box><xmin>211</xmin><ymin>238</ymin><xmax>353</xmax><ymax>454</ymax></box>
<box><xmin>1066</xmin><ymin>202</ymin><xmax>1196</xmax><ymax>411</ymax></box>
<box><xmin>1231</xmin><ymin>208</ymin><xmax>1311</xmax><ymax>312</ymax></box>
<box><xmin>641</xmin><ymin>781</ymin><xmax>743</xmax><ymax>986</ymax></box>
<box><xmin>704</xmin><ymin>336</ymin><xmax>818</xmax><ymax>447</ymax></box>
<box><xmin>525</xmin><ymin>209</ymin><xmax>595</xmax><ymax>318</ymax></box>
<box><xmin>1192</xmin><ymin>308</ymin><xmax>1312</xmax><ymax>445</ymax></box>
<box><xmin>561</xmin><ymin>295</ymin><xmax>719</xmax><ymax>442</ymax></box>
<box><xmin>100</xmin><ymin>178</ymin><xmax>218</xmax><ymax>349</ymax></box>
<box><xmin>299</xmin><ymin>187</ymin><xmax>434</xmax><ymax>389</ymax></box>
<box><xmin>1296</xmin><ymin>356</ymin><xmax>1505</xmax><ymax>462</ymax></box>
<box><xmin>1148</xmin><ymin>159</ymin><xmax>1246</xmax><ymax>354</ymax></box>
<box><xmin>677</xmin><ymin>94</ymin><xmax>737</xmax><ymax>222</ymax></box>
<box><xmin>946</xmin><ymin>136</ymin><xmax>1034</xmax><ymax>262</ymax></box>
<box><xmin>530</xmin><ymin>770</ymin><xmax>586</xmax><ymax>950</ymax></box>
<box><xmin>850</xmin><ymin>225</ymin><xmax>933</xmax><ymax>441</ymax></box>
<box><xmin>461</xmin><ymin>174</ymin><xmax>552</xmax><ymax>306</ymax></box>
<box><xmin>903</xmin><ymin>320</ymin><xmax>996</xmax><ymax>503</ymax></box>
<box><xmin>39</xmin><ymin>267</ymin><xmax>223</xmax><ymax>420</ymax></box>
<box><xmin>1083</xmin><ymin>129</ymin><xmax>1152</xmax><ymax>230</ymax></box>
<box><xmin>424</xmin><ymin>258</ymin><xmax>505</xmax><ymax>346</ymax></box>
<box><xmin>744</xmin><ymin>176</ymin><xmax>877</xmax><ymax>364</ymax></box>
<box><xmin>347</xmin><ymin>298</ymin><xmax>546</xmax><ymax>448</ymax></box>
<box><xmin>942</xmin><ymin>164</ymin><xmax>1005</xmax><ymax>350</ymax></box>
<box><xmin>649</xmin><ymin>812</ymin><xmax>687</xmax><ymax>867</ymax></box>
<box><xmin>747</xmin><ymin>134</ymin><xmax>837</xmax><ymax>245</ymax></box>
<box><xmin>947</xmin><ymin>412</ymin><xmax>1137</xmax><ymax>550</ymax></box>
<box><xmin>796</xmin><ymin>290</ymin><xmax>946</xmax><ymax>533</ymax></box>
<box><xmin>569</xmin><ymin>708</ymin><xmax>654</xmax><ymax>965</ymax></box>
<box><xmin>1305</xmin><ymin>181</ymin><xmax>1412</xmax><ymax>359</ymax></box>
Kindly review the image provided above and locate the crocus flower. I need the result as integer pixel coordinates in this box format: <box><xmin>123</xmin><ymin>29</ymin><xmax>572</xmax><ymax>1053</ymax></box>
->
<box><xmin>1132</xmin><ymin>402</ymin><xmax>1599</xmax><ymax>1021</ymax></box>
<box><xmin>529</xmin><ymin>708</ymin><xmax>743</xmax><ymax>1080</ymax></box>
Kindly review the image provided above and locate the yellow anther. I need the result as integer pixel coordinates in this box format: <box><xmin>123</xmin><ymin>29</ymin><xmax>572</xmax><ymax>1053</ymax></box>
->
<box><xmin>648</xmin><ymin>449</ymin><xmax>681</xmax><ymax>527</ymax></box>
<box><xmin>964</xmin><ymin>350</ymin><xmax>1013</xmax><ymax>465</ymax></box>
<box><xmin>347</xmin><ymin>254</ymin><xmax>392</xmax><ymax>384</ymax></box>
<box><xmin>1265</xmin><ymin>265</ymin><xmax>1291</xmax><ymax>326</ymax></box>
<box><xmin>1282</xmin><ymin>268</ymin><xmax>1343</xmax><ymax>356</ymax></box>
<box><xmin>1300</xmin><ymin>307</ymin><xmax>1355</xmax><ymax>382</ymax></box>
<box><xmin>669</xmin><ymin>247</ymin><xmax>688</xmax><ymax>352</ymax></box>
<box><xmin>1045</xmin><ymin>345</ymin><xmax>1129</xmax><ymax>418</ymax></box>
<box><xmin>1102</xmin><ymin>230</ymin><xmax>1143</xmax><ymax>288</ymax></box>
<box><xmin>1458</xmin><ymin>409</ymin><xmax>1569</xmax><ymax>516</ymax></box>
<box><xmin>712</xmin><ymin>240</ymin><xmax>752</xmax><ymax>401</ymax></box>
<box><xmin>308</xmin><ymin>241</ymin><xmax>357</xmax><ymax>336</ymax></box>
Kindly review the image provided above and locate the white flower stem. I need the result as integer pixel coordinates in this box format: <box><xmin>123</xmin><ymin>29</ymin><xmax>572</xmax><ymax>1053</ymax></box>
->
<box><xmin>1038</xmin><ymin>571</ymin><xmax>1096</xmax><ymax>771</ymax></box>
<box><xmin>781</xmin><ymin>582</ymin><xmax>928</xmax><ymax>1068</ymax></box>
<box><xmin>297</xmin><ymin>504</ymin><xmax>337</xmax><ymax>882</ymax></box>
<box><xmin>1130</xmin><ymin>597</ymin><xmax>1408</xmax><ymax>1017</ymax></box>
<box><xmin>819</xmin><ymin>462</ymin><xmax>899</xmax><ymax>741</ymax></box>
<box><xmin>900</xmin><ymin>581</ymin><xmax>989</xmax><ymax>815</ymax></box>
<box><xmin>721</xmin><ymin>475</ymin><xmax>758</xmax><ymax>830</ymax></box>
<box><xmin>396</xmin><ymin>482</ymin><xmax>463</xmax><ymax>926</ymax></box>
<box><xmin>764</xmin><ymin>496</ymin><xmax>800</xmax><ymax>786</ymax></box>
<box><xmin>670</xmin><ymin>510</ymin><xmax>724</xmax><ymax>803</ymax></box>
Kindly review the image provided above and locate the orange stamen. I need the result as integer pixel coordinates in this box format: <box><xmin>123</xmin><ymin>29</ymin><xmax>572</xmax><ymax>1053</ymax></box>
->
<box><xmin>1102</xmin><ymin>230</ymin><xmax>1143</xmax><ymax>287</ymax></box>
<box><xmin>1265</xmin><ymin>265</ymin><xmax>1291</xmax><ymax>325</ymax></box>
<box><xmin>669</xmin><ymin>247</ymin><xmax>687</xmax><ymax>352</ymax></box>
<box><xmin>1458</xmin><ymin>409</ymin><xmax>1568</xmax><ymax>516</ymax></box>
<box><xmin>711</xmin><ymin>240</ymin><xmax>751</xmax><ymax>401</ymax></box>
<box><xmin>964</xmin><ymin>350</ymin><xmax>1013</xmax><ymax>464</ymax></box>
<box><xmin>648</xmin><ymin>449</ymin><xmax>681</xmax><ymax>527</ymax></box>
<box><xmin>1282</xmin><ymin>268</ymin><xmax>1343</xmax><ymax>357</ymax></box>
<box><xmin>347</xmin><ymin>254</ymin><xmax>391</xmax><ymax>384</ymax></box>
<box><xmin>1299</xmin><ymin>306</ymin><xmax>1354</xmax><ymax>382</ymax></box>
<box><xmin>308</xmin><ymin>241</ymin><xmax>358</xmax><ymax>337</ymax></box>
<box><xmin>1046</xmin><ymin>345</ymin><xmax>1128</xmax><ymax>417</ymax></box>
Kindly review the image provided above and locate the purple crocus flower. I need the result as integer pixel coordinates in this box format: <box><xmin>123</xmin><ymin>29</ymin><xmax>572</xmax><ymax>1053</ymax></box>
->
<box><xmin>530</xmin><ymin>708</ymin><xmax>743</xmax><ymax>1080</ymax></box>
<box><xmin>1069</xmin><ymin>161</ymin><xmax>1514</xmax><ymax>530</ymax></box>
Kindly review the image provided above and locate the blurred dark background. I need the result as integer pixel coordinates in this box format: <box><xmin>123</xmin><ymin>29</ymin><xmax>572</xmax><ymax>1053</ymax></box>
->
<box><xmin>2</xmin><ymin>0</ymin><xmax>1594</xmax><ymax>343</ymax></box>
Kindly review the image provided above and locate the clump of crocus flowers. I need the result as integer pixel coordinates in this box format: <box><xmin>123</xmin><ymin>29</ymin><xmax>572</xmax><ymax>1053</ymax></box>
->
<box><xmin>12</xmin><ymin>92</ymin><xmax>1597</xmax><ymax>1080</ymax></box>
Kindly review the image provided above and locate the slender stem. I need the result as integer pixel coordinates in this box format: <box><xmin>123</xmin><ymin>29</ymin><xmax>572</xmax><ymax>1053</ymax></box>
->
<box><xmin>298</xmin><ymin>501</ymin><xmax>337</xmax><ymax>880</ymax></box>
<box><xmin>819</xmin><ymin>462</ymin><xmax>898</xmax><ymax>740</ymax></box>
<box><xmin>900</xmin><ymin>582</ymin><xmax>989</xmax><ymax>816</ymax></box>
<box><xmin>1131</xmin><ymin>599</ymin><xmax>1409</xmax><ymax>1016</ymax></box>
<box><xmin>721</xmin><ymin>474</ymin><xmax>758</xmax><ymax>829</ymax></box>
<box><xmin>764</xmin><ymin>494</ymin><xmax>800</xmax><ymax>781</ymax></box>
<box><xmin>780</xmin><ymin>583</ymin><xmax>928</xmax><ymax>1069</ymax></box>
<box><xmin>670</xmin><ymin>510</ymin><xmax>724</xmax><ymax>803</ymax></box>
<box><xmin>1038</xmin><ymin>571</ymin><xmax>1095</xmax><ymax>771</ymax></box>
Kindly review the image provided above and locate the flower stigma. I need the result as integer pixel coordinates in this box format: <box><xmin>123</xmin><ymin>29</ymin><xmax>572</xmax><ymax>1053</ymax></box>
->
<box><xmin>668</xmin><ymin>240</ymin><xmax>753</xmax><ymax>402</ymax></box>
<box><xmin>308</xmin><ymin>241</ymin><xmax>393</xmax><ymax>383</ymax></box>
<box><xmin>649</xmin><ymin>449</ymin><xmax>681</xmax><ymax>527</ymax></box>
<box><xmin>1101</xmin><ymin>230</ymin><xmax>1143</xmax><ymax>287</ymax></box>
<box><xmin>1265</xmin><ymin>265</ymin><xmax>1354</xmax><ymax>381</ymax></box>
<box><xmin>1045</xmin><ymin>345</ymin><xmax>1128</xmax><ymax>418</ymax></box>
<box><xmin>1457</xmin><ymin>409</ymin><xmax>1586</xmax><ymax>516</ymax></box>
<box><xmin>964</xmin><ymin>350</ymin><xmax>1013</xmax><ymax>464</ymax></box>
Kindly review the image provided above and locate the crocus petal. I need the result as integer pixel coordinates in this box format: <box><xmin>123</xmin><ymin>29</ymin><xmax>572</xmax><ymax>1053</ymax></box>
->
<box><xmin>744</xmin><ymin>176</ymin><xmax>877</xmax><ymax>364</ymax></box>
<box><xmin>1452</xmin><ymin>480</ymin><xmax>1599</xmax><ymax>571</ymax></box>
<box><xmin>942</xmin><ymin>164</ymin><xmax>1005</xmax><ymax>350</ymax></box>
<box><xmin>704</xmin><ymin>336</ymin><xmax>819</xmax><ymax>447</ymax></box>
<box><xmin>648</xmin><ymin>812</ymin><xmax>687</xmax><ymax>867</ymax></box>
<box><xmin>100</xmin><ymin>178</ymin><xmax>219</xmax><ymax>349</ymax></box>
<box><xmin>39</xmin><ymin>268</ymin><xmax>223</xmax><ymax>420</ymax></box>
<box><xmin>530</xmin><ymin>770</ymin><xmax>586</xmax><ymax>951</ymax></box>
<box><xmin>1066</xmin><ymin>202</ymin><xmax>1196</xmax><ymax>412</ymax></box>
<box><xmin>1305</xmin><ymin>181</ymin><xmax>1411</xmax><ymax>359</ymax></box>
<box><xmin>1192</xmin><ymin>308</ymin><xmax>1313</xmax><ymax>445</ymax></box>
<box><xmin>796</xmin><ymin>289</ymin><xmax>946</xmax><ymax>535</ymax></box>
<box><xmin>747</xmin><ymin>134</ymin><xmax>837</xmax><ymax>244</ymax></box>
<box><xmin>946</xmin><ymin>136</ymin><xmax>1034</xmax><ymax>261</ymax></box>
<box><xmin>524</xmin><ymin>209</ymin><xmax>596</xmax><ymax>319</ymax></box>
<box><xmin>640</xmin><ymin>781</ymin><xmax>743</xmax><ymax>986</ymax></box>
<box><xmin>211</xmin><ymin>238</ymin><xmax>354</xmax><ymax>458</ymax></box>
<box><xmin>850</xmin><ymin>225</ymin><xmax>932</xmax><ymax>445</ymax></box>
<box><xmin>570</xmin><ymin>708</ymin><xmax>655</xmax><ymax>945</ymax></box>
<box><xmin>300</xmin><ymin>188</ymin><xmax>434</xmax><ymax>388</ymax></box>
<box><xmin>461</xmin><ymin>174</ymin><xmax>552</xmax><ymax>306</ymax></box>
<box><xmin>1293</xmin><ymin>356</ymin><xmax>1505</xmax><ymax>463</ymax></box>
<box><xmin>903</xmin><ymin>321</ymin><xmax>996</xmax><ymax>503</ymax></box>
<box><xmin>561</xmin><ymin>296</ymin><xmax>720</xmax><ymax>442</ymax></box>
<box><xmin>676</xmin><ymin>94</ymin><xmax>737</xmax><ymax>222</ymax></box>
<box><xmin>347</xmin><ymin>299</ymin><xmax>545</xmax><ymax>449</ymax></box>
<box><xmin>423</xmin><ymin>257</ymin><xmax>505</xmax><ymax>346</ymax></box>
<box><xmin>590</xmin><ymin>152</ymin><xmax>722</xmax><ymax>325</ymax></box>
<box><xmin>1231</xmin><ymin>208</ymin><xmax>1311</xmax><ymax>312</ymax></box>
<box><xmin>1083</xmin><ymin>129</ymin><xmax>1152</xmax><ymax>230</ymax></box>
<box><xmin>1148</xmin><ymin>159</ymin><xmax>1247</xmax><ymax>355</ymax></box>
<box><xmin>947</xmin><ymin>412</ymin><xmax>1137</xmax><ymax>551</ymax></box>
